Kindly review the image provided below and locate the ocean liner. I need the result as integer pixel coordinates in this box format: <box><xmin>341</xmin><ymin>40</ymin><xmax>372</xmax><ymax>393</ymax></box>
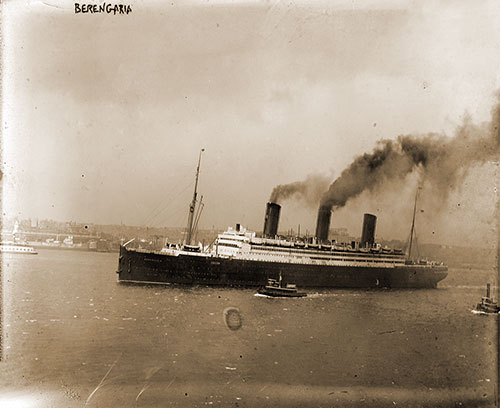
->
<box><xmin>117</xmin><ymin>151</ymin><xmax>447</xmax><ymax>288</ymax></box>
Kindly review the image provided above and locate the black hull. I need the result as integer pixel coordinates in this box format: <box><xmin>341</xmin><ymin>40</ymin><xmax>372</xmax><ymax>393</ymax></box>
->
<box><xmin>117</xmin><ymin>246</ymin><xmax>448</xmax><ymax>289</ymax></box>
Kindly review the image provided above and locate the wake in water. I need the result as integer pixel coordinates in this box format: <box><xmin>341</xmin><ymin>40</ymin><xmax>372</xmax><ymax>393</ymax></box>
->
<box><xmin>253</xmin><ymin>293</ymin><xmax>313</xmax><ymax>299</ymax></box>
<box><xmin>471</xmin><ymin>309</ymin><xmax>500</xmax><ymax>316</ymax></box>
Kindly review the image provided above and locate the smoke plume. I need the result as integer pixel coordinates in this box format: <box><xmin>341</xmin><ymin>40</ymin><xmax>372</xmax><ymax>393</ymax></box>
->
<box><xmin>318</xmin><ymin>99</ymin><xmax>500</xmax><ymax>213</ymax></box>
<box><xmin>269</xmin><ymin>173</ymin><xmax>331</xmax><ymax>207</ymax></box>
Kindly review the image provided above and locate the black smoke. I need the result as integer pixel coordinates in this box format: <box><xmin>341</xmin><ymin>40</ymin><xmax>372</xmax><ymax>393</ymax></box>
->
<box><xmin>318</xmin><ymin>99</ymin><xmax>500</xmax><ymax>213</ymax></box>
<box><xmin>269</xmin><ymin>173</ymin><xmax>330</xmax><ymax>206</ymax></box>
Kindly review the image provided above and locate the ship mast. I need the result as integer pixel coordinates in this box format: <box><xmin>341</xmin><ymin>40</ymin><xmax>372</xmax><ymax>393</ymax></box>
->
<box><xmin>407</xmin><ymin>186</ymin><xmax>420</xmax><ymax>260</ymax></box>
<box><xmin>186</xmin><ymin>149</ymin><xmax>204</xmax><ymax>245</ymax></box>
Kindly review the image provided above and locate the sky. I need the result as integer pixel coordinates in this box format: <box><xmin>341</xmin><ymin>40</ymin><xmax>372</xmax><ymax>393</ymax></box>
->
<box><xmin>2</xmin><ymin>0</ymin><xmax>500</xmax><ymax>246</ymax></box>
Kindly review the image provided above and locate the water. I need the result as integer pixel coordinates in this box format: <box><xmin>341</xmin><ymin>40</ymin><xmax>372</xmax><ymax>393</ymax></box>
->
<box><xmin>0</xmin><ymin>250</ymin><xmax>497</xmax><ymax>407</ymax></box>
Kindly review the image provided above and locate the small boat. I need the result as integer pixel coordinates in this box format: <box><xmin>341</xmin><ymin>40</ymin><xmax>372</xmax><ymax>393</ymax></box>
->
<box><xmin>473</xmin><ymin>284</ymin><xmax>499</xmax><ymax>314</ymax></box>
<box><xmin>0</xmin><ymin>221</ymin><xmax>38</xmax><ymax>254</ymax></box>
<box><xmin>257</xmin><ymin>278</ymin><xmax>307</xmax><ymax>298</ymax></box>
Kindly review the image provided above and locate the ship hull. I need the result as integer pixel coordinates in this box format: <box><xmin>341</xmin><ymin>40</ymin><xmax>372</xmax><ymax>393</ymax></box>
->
<box><xmin>117</xmin><ymin>246</ymin><xmax>448</xmax><ymax>289</ymax></box>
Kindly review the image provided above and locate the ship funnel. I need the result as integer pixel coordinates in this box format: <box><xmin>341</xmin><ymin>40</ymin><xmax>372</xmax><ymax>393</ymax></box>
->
<box><xmin>361</xmin><ymin>213</ymin><xmax>377</xmax><ymax>248</ymax></box>
<box><xmin>315</xmin><ymin>207</ymin><xmax>331</xmax><ymax>242</ymax></box>
<box><xmin>263</xmin><ymin>202</ymin><xmax>281</xmax><ymax>237</ymax></box>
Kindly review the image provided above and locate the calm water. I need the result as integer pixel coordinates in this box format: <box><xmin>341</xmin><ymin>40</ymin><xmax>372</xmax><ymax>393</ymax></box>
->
<box><xmin>0</xmin><ymin>249</ymin><xmax>497</xmax><ymax>407</ymax></box>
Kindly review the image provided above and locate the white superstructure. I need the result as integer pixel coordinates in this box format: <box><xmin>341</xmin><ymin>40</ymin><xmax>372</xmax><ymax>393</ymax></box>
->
<box><xmin>211</xmin><ymin>225</ymin><xmax>406</xmax><ymax>268</ymax></box>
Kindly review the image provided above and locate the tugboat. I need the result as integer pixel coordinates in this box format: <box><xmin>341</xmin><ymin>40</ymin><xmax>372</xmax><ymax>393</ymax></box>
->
<box><xmin>473</xmin><ymin>284</ymin><xmax>500</xmax><ymax>315</ymax></box>
<box><xmin>257</xmin><ymin>276</ymin><xmax>307</xmax><ymax>298</ymax></box>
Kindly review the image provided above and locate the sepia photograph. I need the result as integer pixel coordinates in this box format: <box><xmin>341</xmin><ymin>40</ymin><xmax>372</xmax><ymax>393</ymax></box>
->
<box><xmin>1</xmin><ymin>0</ymin><xmax>499</xmax><ymax>406</ymax></box>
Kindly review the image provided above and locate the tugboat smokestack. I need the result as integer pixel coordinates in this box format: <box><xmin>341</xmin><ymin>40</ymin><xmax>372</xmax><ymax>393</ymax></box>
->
<box><xmin>263</xmin><ymin>202</ymin><xmax>281</xmax><ymax>237</ymax></box>
<box><xmin>361</xmin><ymin>213</ymin><xmax>377</xmax><ymax>248</ymax></box>
<box><xmin>315</xmin><ymin>207</ymin><xmax>331</xmax><ymax>242</ymax></box>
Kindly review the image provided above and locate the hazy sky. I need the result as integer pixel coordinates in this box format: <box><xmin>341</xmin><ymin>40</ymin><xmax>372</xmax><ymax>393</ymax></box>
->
<box><xmin>3</xmin><ymin>0</ymin><xmax>499</xmax><ymax>245</ymax></box>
